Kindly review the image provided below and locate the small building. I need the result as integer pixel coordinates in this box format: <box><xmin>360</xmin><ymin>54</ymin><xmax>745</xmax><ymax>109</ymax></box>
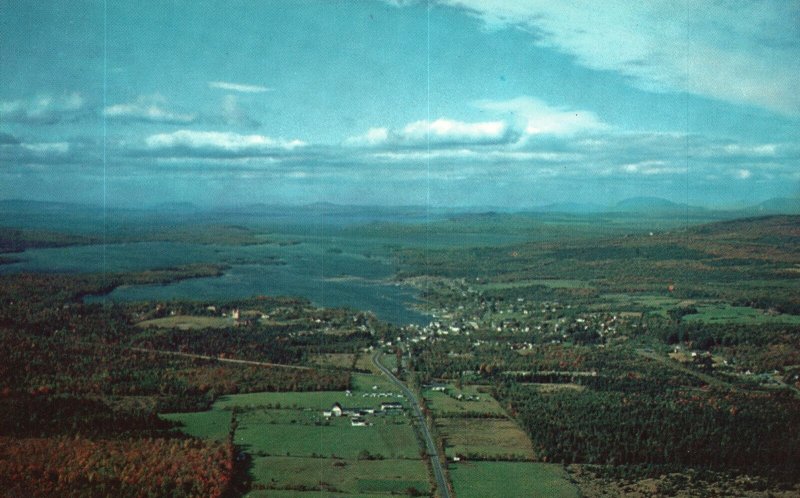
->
<box><xmin>380</xmin><ymin>401</ymin><xmax>403</xmax><ymax>412</ymax></box>
<box><xmin>350</xmin><ymin>416</ymin><xmax>368</xmax><ymax>427</ymax></box>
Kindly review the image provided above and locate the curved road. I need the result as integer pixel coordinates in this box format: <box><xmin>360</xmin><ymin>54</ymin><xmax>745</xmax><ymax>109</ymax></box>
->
<box><xmin>372</xmin><ymin>351</ymin><xmax>451</xmax><ymax>498</ymax></box>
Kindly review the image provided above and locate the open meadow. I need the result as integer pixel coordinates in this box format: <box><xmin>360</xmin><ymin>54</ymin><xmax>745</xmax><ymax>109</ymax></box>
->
<box><xmin>161</xmin><ymin>370</ymin><xmax>428</xmax><ymax>495</ymax></box>
<box><xmin>438</xmin><ymin>417</ymin><xmax>534</xmax><ymax>460</ymax></box>
<box><xmin>449</xmin><ymin>462</ymin><xmax>579</xmax><ymax>498</ymax></box>
<box><xmin>248</xmin><ymin>456</ymin><xmax>428</xmax><ymax>496</ymax></box>
<box><xmin>422</xmin><ymin>385</ymin><xmax>506</xmax><ymax>417</ymax></box>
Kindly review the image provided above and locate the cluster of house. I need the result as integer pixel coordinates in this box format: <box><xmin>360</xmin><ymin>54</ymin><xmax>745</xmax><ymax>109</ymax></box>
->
<box><xmin>322</xmin><ymin>401</ymin><xmax>404</xmax><ymax>426</ymax></box>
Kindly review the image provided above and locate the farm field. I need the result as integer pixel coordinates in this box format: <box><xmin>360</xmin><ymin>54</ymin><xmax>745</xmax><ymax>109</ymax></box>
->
<box><xmin>247</xmin><ymin>456</ymin><xmax>428</xmax><ymax>496</ymax></box>
<box><xmin>683</xmin><ymin>303</ymin><xmax>800</xmax><ymax>325</ymax></box>
<box><xmin>422</xmin><ymin>385</ymin><xmax>506</xmax><ymax>417</ymax></box>
<box><xmin>354</xmin><ymin>352</ymin><xmax>383</xmax><ymax>374</ymax></box>
<box><xmin>247</xmin><ymin>491</ymin><xmax>393</xmax><ymax>498</ymax></box>
<box><xmin>449</xmin><ymin>462</ymin><xmax>579</xmax><ymax>498</ymax></box>
<box><xmin>135</xmin><ymin>315</ymin><xmax>233</xmax><ymax>330</ymax></box>
<box><xmin>162</xmin><ymin>370</ymin><xmax>426</xmax><ymax>495</ymax></box>
<box><xmin>309</xmin><ymin>353</ymin><xmax>357</xmax><ymax>369</ymax></box>
<box><xmin>438</xmin><ymin>417</ymin><xmax>534</xmax><ymax>460</ymax></box>
<box><xmin>351</xmin><ymin>372</ymin><xmax>405</xmax><ymax>395</ymax></box>
<box><xmin>236</xmin><ymin>410</ymin><xmax>419</xmax><ymax>459</ymax></box>
<box><xmin>160</xmin><ymin>409</ymin><xmax>232</xmax><ymax>441</ymax></box>
<box><xmin>478</xmin><ymin>279</ymin><xmax>592</xmax><ymax>290</ymax></box>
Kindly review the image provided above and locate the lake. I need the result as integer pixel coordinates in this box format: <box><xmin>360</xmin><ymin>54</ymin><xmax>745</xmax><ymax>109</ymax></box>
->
<box><xmin>0</xmin><ymin>238</ymin><xmax>431</xmax><ymax>326</ymax></box>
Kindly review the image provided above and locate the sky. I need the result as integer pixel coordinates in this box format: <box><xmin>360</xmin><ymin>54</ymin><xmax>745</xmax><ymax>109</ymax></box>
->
<box><xmin>1</xmin><ymin>0</ymin><xmax>798</xmax><ymax>209</ymax></box>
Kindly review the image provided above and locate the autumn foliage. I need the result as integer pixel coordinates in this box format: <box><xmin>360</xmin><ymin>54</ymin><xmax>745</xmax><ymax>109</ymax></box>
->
<box><xmin>0</xmin><ymin>436</ymin><xmax>233</xmax><ymax>497</ymax></box>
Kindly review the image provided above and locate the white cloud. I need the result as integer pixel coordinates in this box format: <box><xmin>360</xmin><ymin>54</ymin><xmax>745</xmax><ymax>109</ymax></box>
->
<box><xmin>346</xmin><ymin>118</ymin><xmax>517</xmax><ymax>147</ymax></box>
<box><xmin>735</xmin><ymin>169</ymin><xmax>752</xmax><ymax>180</ymax></box>
<box><xmin>720</xmin><ymin>144</ymin><xmax>777</xmax><ymax>158</ymax></box>
<box><xmin>0</xmin><ymin>92</ymin><xmax>85</xmax><ymax>124</ymax></box>
<box><xmin>370</xmin><ymin>149</ymin><xmax>480</xmax><ymax>162</ymax></box>
<box><xmin>21</xmin><ymin>142</ymin><xmax>70</xmax><ymax>154</ymax></box>
<box><xmin>144</xmin><ymin>130</ymin><xmax>305</xmax><ymax>154</ymax></box>
<box><xmin>620</xmin><ymin>160</ymin><xmax>683</xmax><ymax>176</ymax></box>
<box><xmin>402</xmin><ymin>119</ymin><xmax>511</xmax><ymax>144</ymax></box>
<box><xmin>209</xmin><ymin>81</ymin><xmax>272</xmax><ymax>93</ymax></box>
<box><xmin>475</xmin><ymin>96</ymin><xmax>608</xmax><ymax>137</ymax></box>
<box><xmin>369</xmin><ymin>148</ymin><xmax>581</xmax><ymax>163</ymax></box>
<box><xmin>345</xmin><ymin>127</ymin><xmax>390</xmax><ymax>147</ymax></box>
<box><xmin>438</xmin><ymin>0</ymin><xmax>800</xmax><ymax>116</ymax></box>
<box><xmin>104</xmin><ymin>95</ymin><xmax>196</xmax><ymax>124</ymax></box>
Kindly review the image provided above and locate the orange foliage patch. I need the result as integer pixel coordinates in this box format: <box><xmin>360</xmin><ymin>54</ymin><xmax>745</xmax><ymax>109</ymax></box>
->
<box><xmin>0</xmin><ymin>436</ymin><xmax>233</xmax><ymax>497</ymax></box>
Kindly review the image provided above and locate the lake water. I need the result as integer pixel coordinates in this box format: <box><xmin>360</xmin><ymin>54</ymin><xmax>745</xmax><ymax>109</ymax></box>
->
<box><xmin>0</xmin><ymin>239</ymin><xmax>430</xmax><ymax>326</ymax></box>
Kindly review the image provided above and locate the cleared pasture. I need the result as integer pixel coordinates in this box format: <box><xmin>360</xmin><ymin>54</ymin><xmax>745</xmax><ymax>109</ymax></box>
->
<box><xmin>235</xmin><ymin>410</ymin><xmax>419</xmax><ymax>459</ymax></box>
<box><xmin>135</xmin><ymin>315</ymin><xmax>232</xmax><ymax>329</ymax></box>
<box><xmin>422</xmin><ymin>385</ymin><xmax>506</xmax><ymax>417</ymax></box>
<box><xmin>683</xmin><ymin>303</ymin><xmax>800</xmax><ymax>324</ymax></box>
<box><xmin>309</xmin><ymin>352</ymin><xmax>357</xmax><ymax>369</ymax></box>
<box><xmin>438</xmin><ymin>417</ymin><xmax>534</xmax><ymax>460</ymax></box>
<box><xmin>247</xmin><ymin>456</ymin><xmax>428</xmax><ymax>496</ymax></box>
<box><xmin>160</xmin><ymin>409</ymin><xmax>231</xmax><ymax>441</ymax></box>
<box><xmin>247</xmin><ymin>491</ymin><xmax>389</xmax><ymax>498</ymax></box>
<box><xmin>449</xmin><ymin>462</ymin><xmax>579</xmax><ymax>498</ymax></box>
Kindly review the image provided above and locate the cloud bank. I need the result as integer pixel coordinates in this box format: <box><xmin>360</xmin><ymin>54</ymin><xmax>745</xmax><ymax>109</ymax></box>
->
<box><xmin>438</xmin><ymin>0</ymin><xmax>800</xmax><ymax>116</ymax></box>
<box><xmin>0</xmin><ymin>93</ymin><xmax>85</xmax><ymax>124</ymax></box>
<box><xmin>104</xmin><ymin>95</ymin><xmax>197</xmax><ymax>124</ymax></box>
<box><xmin>142</xmin><ymin>130</ymin><xmax>305</xmax><ymax>158</ymax></box>
<box><xmin>347</xmin><ymin>118</ymin><xmax>518</xmax><ymax>147</ymax></box>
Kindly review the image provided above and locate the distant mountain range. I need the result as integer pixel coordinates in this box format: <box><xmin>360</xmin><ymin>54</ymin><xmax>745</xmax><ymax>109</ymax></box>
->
<box><xmin>2</xmin><ymin>197</ymin><xmax>799</xmax><ymax>217</ymax></box>
<box><xmin>531</xmin><ymin>197</ymin><xmax>800</xmax><ymax>216</ymax></box>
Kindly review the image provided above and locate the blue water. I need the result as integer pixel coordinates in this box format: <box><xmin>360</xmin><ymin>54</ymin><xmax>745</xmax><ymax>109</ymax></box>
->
<box><xmin>0</xmin><ymin>240</ymin><xmax>430</xmax><ymax>326</ymax></box>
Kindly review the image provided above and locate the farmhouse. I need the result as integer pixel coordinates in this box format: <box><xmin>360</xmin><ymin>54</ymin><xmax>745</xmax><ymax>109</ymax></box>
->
<box><xmin>323</xmin><ymin>402</ymin><xmax>373</xmax><ymax>418</ymax></box>
<box><xmin>328</xmin><ymin>401</ymin><xmax>344</xmax><ymax>417</ymax></box>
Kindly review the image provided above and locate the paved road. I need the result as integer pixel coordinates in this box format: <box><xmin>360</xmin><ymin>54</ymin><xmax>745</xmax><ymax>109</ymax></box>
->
<box><xmin>372</xmin><ymin>351</ymin><xmax>451</xmax><ymax>498</ymax></box>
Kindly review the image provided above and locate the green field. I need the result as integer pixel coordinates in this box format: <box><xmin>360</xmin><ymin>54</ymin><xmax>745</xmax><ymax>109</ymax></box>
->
<box><xmin>163</xmin><ymin>372</ymin><xmax>424</xmax><ymax>494</ymax></box>
<box><xmin>215</xmin><ymin>391</ymin><xmax>348</xmax><ymax>411</ymax></box>
<box><xmin>247</xmin><ymin>490</ymin><xmax>409</xmax><ymax>498</ymax></box>
<box><xmin>247</xmin><ymin>456</ymin><xmax>428</xmax><ymax>496</ymax></box>
<box><xmin>422</xmin><ymin>385</ymin><xmax>506</xmax><ymax>417</ymax></box>
<box><xmin>212</xmin><ymin>374</ymin><xmax>404</xmax><ymax>412</ymax></box>
<box><xmin>136</xmin><ymin>314</ymin><xmax>234</xmax><ymax>329</ymax></box>
<box><xmin>449</xmin><ymin>462</ymin><xmax>579</xmax><ymax>498</ymax></box>
<box><xmin>309</xmin><ymin>353</ymin><xmax>357</xmax><ymax>369</ymax></box>
<box><xmin>351</xmin><ymin>372</ymin><xmax>405</xmax><ymax>395</ymax></box>
<box><xmin>236</xmin><ymin>410</ymin><xmax>418</xmax><ymax>459</ymax></box>
<box><xmin>683</xmin><ymin>303</ymin><xmax>800</xmax><ymax>324</ymax></box>
<box><xmin>478</xmin><ymin>279</ymin><xmax>592</xmax><ymax>290</ymax></box>
<box><xmin>599</xmin><ymin>294</ymin><xmax>682</xmax><ymax>316</ymax></box>
<box><xmin>160</xmin><ymin>409</ymin><xmax>231</xmax><ymax>441</ymax></box>
<box><xmin>439</xmin><ymin>418</ymin><xmax>534</xmax><ymax>460</ymax></box>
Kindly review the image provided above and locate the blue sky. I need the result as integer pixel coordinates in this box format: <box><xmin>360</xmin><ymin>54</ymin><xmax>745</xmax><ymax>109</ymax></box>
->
<box><xmin>1</xmin><ymin>0</ymin><xmax>798</xmax><ymax>208</ymax></box>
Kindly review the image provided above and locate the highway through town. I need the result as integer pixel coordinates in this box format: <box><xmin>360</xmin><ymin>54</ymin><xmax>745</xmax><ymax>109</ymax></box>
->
<box><xmin>372</xmin><ymin>351</ymin><xmax>451</xmax><ymax>498</ymax></box>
